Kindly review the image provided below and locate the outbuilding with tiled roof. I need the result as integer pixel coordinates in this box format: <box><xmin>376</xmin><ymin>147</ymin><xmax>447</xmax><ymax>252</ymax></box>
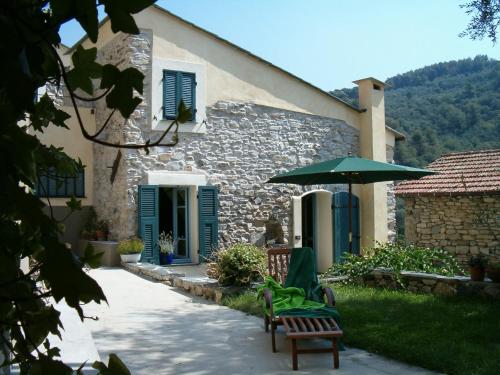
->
<box><xmin>395</xmin><ymin>149</ymin><xmax>500</xmax><ymax>265</ymax></box>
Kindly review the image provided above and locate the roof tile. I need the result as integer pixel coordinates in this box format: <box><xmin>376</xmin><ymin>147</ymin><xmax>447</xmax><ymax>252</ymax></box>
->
<box><xmin>395</xmin><ymin>149</ymin><xmax>500</xmax><ymax>196</ymax></box>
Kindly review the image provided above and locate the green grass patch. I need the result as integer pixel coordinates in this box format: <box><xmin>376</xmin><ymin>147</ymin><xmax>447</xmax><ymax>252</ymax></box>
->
<box><xmin>222</xmin><ymin>285</ymin><xmax>500</xmax><ymax>375</ymax></box>
<box><xmin>222</xmin><ymin>291</ymin><xmax>263</xmax><ymax>317</ymax></box>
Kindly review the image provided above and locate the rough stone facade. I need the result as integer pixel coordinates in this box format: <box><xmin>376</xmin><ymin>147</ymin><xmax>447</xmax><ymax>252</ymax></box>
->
<box><xmin>91</xmin><ymin>30</ymin><xmax>361</xmax><ymax>248</ymax></box>
<box><xmin>404</xmin><ymin>195</ymin><xmax>500</xmax><ymax>265</ymax></box>
<box><xmin>362</xmin><ymin>268</ymin><xmax>500</xmax><ymax>300</ymax></box>
<box><xmin>386</xmin><ymin>145</ymin><xmax>396</xmax><ymax>241</ymax></box>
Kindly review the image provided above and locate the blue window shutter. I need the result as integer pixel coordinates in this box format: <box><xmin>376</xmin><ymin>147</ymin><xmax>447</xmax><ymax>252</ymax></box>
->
<box><xmin>180</xmin><ymin>72</ymin><xmax>196</xmax><ymax>121</ymax></box>
<box><xmin>332</xmin><ymin>191</ymin><xmax>360</xmax><ymax>262</ymax></box>
<box><xmin>198</xmin><ymin>186</ymin><xmax>218</xmax><ymax>261</ymax></box>
<box><xmin>138</xmin><ymin>185</ymin><xmax>159</xmax><ymax>264</ymax></box>
<box><xmin>163</xmin><ymin>71</ymin><xmax>177</xmax><ymax>119</ymax></box>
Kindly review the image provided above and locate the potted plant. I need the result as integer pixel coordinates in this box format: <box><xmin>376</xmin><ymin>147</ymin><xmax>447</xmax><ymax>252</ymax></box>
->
<box><xmin>486</xmin><ymin>262</ymin><xmax>500</xmax><ymax>283</ymax></box>
<box><xmin>117</xmin><ymin>237</ymin><xmax>143</xmax><ymax>263</ymax></box>
<box><xmin>95</xmin><ymin>220</ymin><xmax>109</xmax><ymax>241</ymax></box>
<box><xmin>157</xmin><ymin>231</ymin><xmax>175</xmax><ymax>265</ymax></box>
<box><xmin>468</xmin><ymin>254</ymin><xmax>488</xmax><ymax>281</ymax></box>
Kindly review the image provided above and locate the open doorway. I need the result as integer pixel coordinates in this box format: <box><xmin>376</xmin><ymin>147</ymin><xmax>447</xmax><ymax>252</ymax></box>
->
<box><xmin>301</xmin><ymin>193</ymin><xmax>316</xmax><ymax>250</ymax></box>
<box><xmin>159</xmin><ymin>187</ymin><xmax>190</xmax><ymax>263</ymax></box>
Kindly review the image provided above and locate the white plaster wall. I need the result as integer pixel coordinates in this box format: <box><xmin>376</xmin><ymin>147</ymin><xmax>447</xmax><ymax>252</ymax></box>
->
<box><xmin>316</xmin><ymin>191</ymin><xmax>333</xmax><ymax>272</ymax></box>
<box><xmin>134</xmin><ymin>7</ymin><xmax>362</xmax><ymax>130</ymax></box>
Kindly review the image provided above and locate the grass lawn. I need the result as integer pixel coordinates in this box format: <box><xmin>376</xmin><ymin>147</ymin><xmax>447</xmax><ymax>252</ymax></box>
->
<box><xmin>222</xmin><ymin>285</ymin><xmax>500</xmax><ymax>375</ymax></box>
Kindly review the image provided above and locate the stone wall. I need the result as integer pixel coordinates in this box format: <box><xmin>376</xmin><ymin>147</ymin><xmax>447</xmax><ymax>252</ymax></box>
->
<box><xmin>362</xmin><ymin>268</ymin><xmax>500</xmax><ymax>300</ymax></box>
<box><xmin>89</xmin><ymin>29</ymin><xmax>362</xmax><ymax>246</ymax></box>
<box><xmin>386</xmin><ymin>145</ymin><xmax>396</xmax><ymax>241</ymax></box>
<box><xmin>404</xmin><ymin>195</ymin><xmax>500</xmax><ymax>265</ymax></box>
<box><xmin>92</xmin><ymin>30</ymin><xmax>153</xmax><ymax>240</ymax></box>
<box><xmin>119</xmin><ymin>98</ymin><xmax>359</xmax><ymax>247</ymax></box>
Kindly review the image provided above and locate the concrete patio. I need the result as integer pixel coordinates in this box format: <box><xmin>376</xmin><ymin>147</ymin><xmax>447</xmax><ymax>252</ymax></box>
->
<box><xmin>71</xmin><ymin>268</ymin><xmax>437</xmax><ymax>374</ymax></box>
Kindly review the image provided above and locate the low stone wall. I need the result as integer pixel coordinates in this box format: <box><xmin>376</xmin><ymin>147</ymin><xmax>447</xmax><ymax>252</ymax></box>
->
<box><xmin>122</xmin><ymin>262</ymin><xmax>246</xmax><ymax>303</ymax></box>
<box><xmin>362</xmin><ymin>268</ymin><xmax>500</xmax><ymax>300</ymax></box>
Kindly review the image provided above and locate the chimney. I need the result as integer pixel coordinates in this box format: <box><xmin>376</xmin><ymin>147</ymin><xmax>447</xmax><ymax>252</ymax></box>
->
<box><xmin>353</xmin><ymin>77</ymin><xmax>389</xmax><ymax>247</ymax></box>
<box><xmin>353</xmin><ymin>77</ymin><xmax>388</xmax><ymax>162</ymax></box>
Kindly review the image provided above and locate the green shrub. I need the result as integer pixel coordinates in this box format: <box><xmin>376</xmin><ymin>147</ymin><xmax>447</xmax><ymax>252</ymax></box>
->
<box><xmin>117</xmin><ymin>237</ymin><xmax>144</xmax><ymax>255</ymax></box>
<box><xmin>324</xmin><ymin>242</ymin><xmax>464</xmax><ymax>286</ymax></box>
<box><xmin>207</xmin><ymin>243</ymin><xmax>267</xmax><ymax>286</ymax></box>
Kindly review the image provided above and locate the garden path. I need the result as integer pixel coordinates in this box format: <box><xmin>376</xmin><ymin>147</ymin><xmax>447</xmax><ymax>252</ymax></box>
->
<box><xmin>82</xmin><ymin>268</ymin><xmax>438</xmax><ymax>375</ymax></box>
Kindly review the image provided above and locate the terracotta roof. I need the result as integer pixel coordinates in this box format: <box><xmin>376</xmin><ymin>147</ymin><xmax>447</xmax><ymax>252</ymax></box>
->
<box><xmin>395</xmin><ymin>149</ymin><xmax>500</xmax><ymax>196</ymax></box>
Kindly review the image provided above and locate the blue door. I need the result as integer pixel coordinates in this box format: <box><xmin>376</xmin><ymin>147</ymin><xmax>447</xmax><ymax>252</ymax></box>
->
<box><xmin>332</xmin><ymin>191</ymin><xmax>360</xmax><ymax>262</ymax></box>
<box><xmin>138</xmin><ymin>185</ymin><xmax>159</xmax><ymax>264</ymax></box>
<box><xmin>198</xmin><ymin>186</ymin><xmax>218</xmax><ymax>261</ymax></box>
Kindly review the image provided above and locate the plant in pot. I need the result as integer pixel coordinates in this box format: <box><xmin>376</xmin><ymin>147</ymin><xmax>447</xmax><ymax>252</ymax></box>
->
<box><xmin>95</xmin><ymin>220</ymin><xmax>109</xmax><ymax>241</ymax></box>
<box><xmin>117</xmin><ymin>237</ymin><xmax>144</xmax><ymax>263</ymax></box>
<box><xmin>468</xmin><ymin>254</ymin><xmax>488</xmax><ymax>281</ymax></box>
<box><xmin>158</xmin><ymin>231</ymin><xmax>176</xmax><ymax>265</ymax></box>
<box><xmin>486</xmin><ymin>262</ymin><xmax>500</xmax><ymax>283</ymax></box>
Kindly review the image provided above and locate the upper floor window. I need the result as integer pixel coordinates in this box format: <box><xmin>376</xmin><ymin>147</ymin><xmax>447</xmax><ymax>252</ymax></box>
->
<box><xmin>163</xmin><ymin>70</ymin><xmax>196</xmax><ymax>121</ymax></box>
<box><xmin>36</xmin><ymin>167</ymin><xmax>85</xmax><ymax>198</ymax></box>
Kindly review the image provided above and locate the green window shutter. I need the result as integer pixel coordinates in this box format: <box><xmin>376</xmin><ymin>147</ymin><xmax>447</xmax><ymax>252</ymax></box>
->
<box><xmin>163</xmin><ymin>71</ymin><xmax>177</xmax><ymax>119</ymax></box>
<box><xmin>332</xmin><ymin>192</ymin><xmax>360</xmax><ymax>262</ymax></box>
<box><xmin>138</xmin><ymin>185</ymin><xmax>159</xmax><ymax>264</ymax></box>
<box><xmin>198</xmin><ymin>186</ymin><xmax>218</xmax><ymax>261</ymax></box>
<box><xmin>180</xmin><ymin>72</ymin><xmax>196</xmax><ymax>121</ymax></box>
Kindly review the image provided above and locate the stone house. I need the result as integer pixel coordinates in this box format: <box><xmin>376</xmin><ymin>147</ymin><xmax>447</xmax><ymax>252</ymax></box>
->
<box><xmin>38</xmin><ymin>5</ymin><xmax>403</xmax><ymax>271</ymax></box>
<box><xmin>395</xmin><ymin>149</ymin><xmax>500</xmax><ymax>265</ymax></box>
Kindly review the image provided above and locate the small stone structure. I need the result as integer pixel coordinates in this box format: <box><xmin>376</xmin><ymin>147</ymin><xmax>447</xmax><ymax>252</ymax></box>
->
<box><xmin>396</xmin><ymin>150</ymin><xmax>500</xmax><ymax>265</ymax></box>
<box><xmin>362</xmin><ymin>268</ymin><xmax>500</xmax><ymax>300</ymax></box>
<box><xmin>122</xmin><ymin>262</ymin><xmax>247</xmax><ymax>303</ymax></box>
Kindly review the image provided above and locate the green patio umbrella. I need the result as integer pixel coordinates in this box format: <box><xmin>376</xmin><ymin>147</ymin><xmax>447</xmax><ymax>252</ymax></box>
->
<box><xmin>267</xmin><ymin>154</ymin><xmax>435</xmax><ymax>253</ymax></box>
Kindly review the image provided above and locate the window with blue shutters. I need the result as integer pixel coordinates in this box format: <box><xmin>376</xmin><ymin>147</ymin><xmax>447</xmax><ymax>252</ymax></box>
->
<box><xmin>163</xmin><ymin>70</ymin><xmax>196</xmax><ymax>121</ymax></box>
<box><xmin>36</xmin><ymin>167</ymin><xmax>85</xmax><ymax>198</ymax></box>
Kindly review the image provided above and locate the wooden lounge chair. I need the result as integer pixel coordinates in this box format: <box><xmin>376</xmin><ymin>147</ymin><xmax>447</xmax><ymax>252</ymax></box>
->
<box><xmin>262</xmin><ymin>247</ymin><xmax>341</xmax><ymax>370</ymax></box>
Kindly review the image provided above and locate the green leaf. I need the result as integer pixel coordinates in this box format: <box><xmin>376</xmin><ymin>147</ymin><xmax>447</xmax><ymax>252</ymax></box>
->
<box><xmin>67</xmin><ymin>46</ymin><xmax>102</xmax><ymax>95</ymax></box>
<box><xmin>83</xmin><ymin>243</ymin><xmax>104</xmax><ymax>269</ymax></box>
<box><xmin>105</xmin><ymin>67</ymin><xmax>144</xmax><ymax>117</ymax></box>
<box><xmin>30</xmin><ymin>354</ymin><xmax>73</xmax><ymax>375</ymax></box>
<box><xmin>31</xmin><ymin>94</ymin><xmax>71</xmax><ymax>131</ymax></box>
<box><xmin>50</xmin><ymin>0</ymin><xmax>99</xmax><ymax>43</ymax></box>
<box><xmin>100</xmin><ymin>0</ymin><xmax>156</xmax><ymax>35</ymax></box>
<box><xmin>177</xmin><ymin>100</ymin><xmax>192</xmax><ymax>124</ymax></box>
<box><xmin>66</xmin><ymin>197</ymin><xmax>82</xmax><ymax>211</ymax></box>
<box><xmin>93</xmin><ymin>353</ymin><xmax>131</xmax><ymax>375</ymax></box>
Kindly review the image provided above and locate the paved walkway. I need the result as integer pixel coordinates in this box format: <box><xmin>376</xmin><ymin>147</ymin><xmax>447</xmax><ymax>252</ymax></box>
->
<box><xmin>82</xmin><ymin>268</ymin><xmax>436</xmax><ymax>375</ymax></box>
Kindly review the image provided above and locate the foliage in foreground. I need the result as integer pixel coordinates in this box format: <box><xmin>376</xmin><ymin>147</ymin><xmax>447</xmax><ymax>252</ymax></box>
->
<box><xmin>0</xmin><ymin>0</ymin><xmax>193</xmax><ymax>373</ymax></box>
<box><xmin>207</xmin><ymin>244</ymin><xmax>267</xmax><ymax>286</ymax></box>
<box><xmin>324</xmin><ymin>242</ymin><xmax>464</xmax><ymax>286</ymax></box>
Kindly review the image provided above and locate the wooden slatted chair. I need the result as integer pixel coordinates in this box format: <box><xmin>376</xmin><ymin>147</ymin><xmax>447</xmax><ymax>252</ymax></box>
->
<box><xmin>262</xmin><ymin>247</ymin><xmax>336</xmax><ymax>353</ymax></box>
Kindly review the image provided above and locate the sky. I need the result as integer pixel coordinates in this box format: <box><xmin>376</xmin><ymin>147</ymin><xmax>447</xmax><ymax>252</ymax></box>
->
<box><xmin>59</xmin><ymin>0</ymin><xmax>500</xmax><ymax>90</ymax></box>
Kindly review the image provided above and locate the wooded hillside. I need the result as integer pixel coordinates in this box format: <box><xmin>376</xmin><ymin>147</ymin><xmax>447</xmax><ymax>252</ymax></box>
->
<box><xmin>331</xmin><ymin>55</ymin><xmax>500</xmax><ymax>167</ymax></box>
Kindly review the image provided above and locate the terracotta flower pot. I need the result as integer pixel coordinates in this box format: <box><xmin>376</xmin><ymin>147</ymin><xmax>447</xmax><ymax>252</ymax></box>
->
<box><xmin>486</xmin><ymin>267</ymin><xmax>500</xmax><ymax>283</ymax></box>
<box><xmin>95</xmin><ymin>230</ymin><xmax>107</xmax><ymax>241</ymax></box>
<box><xmin>469</xmin><ymin>266</ymin><xmax>485</xmax><ymax>282</ymax></box>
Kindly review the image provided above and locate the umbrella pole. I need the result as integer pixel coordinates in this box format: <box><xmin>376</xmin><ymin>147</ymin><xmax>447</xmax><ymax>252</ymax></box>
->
<box><xmin>348</xmin><ymin>181</ymin><xmax>353</xmax><ymax>254</ymax></box>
